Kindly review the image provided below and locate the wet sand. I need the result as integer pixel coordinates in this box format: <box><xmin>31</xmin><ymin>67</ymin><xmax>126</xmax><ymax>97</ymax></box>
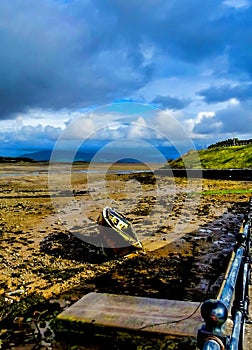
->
<box><xmin>0</xmin><ymin>163</ymin><xmax>251</xmax><ymax>349</ymax></box>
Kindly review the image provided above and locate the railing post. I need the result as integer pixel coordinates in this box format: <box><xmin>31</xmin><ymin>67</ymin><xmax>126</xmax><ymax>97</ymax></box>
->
<box><xmin>197</xmin><ymin>299</ymin><xmax>228</xmax><ymax>349</ymax></box>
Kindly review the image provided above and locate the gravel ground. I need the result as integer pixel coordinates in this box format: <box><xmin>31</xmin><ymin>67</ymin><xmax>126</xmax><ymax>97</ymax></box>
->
<box><xmin>0</xmin><ymin>163</ymin><xmax>251</xmax><ymax>349</ymax></box>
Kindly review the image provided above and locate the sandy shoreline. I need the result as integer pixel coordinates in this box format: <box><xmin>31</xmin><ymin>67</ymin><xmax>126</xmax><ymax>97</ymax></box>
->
<box><xmin>0</xmin><ymin>163</ymin><xmax>251</xmax><ymax>348</ymax></box>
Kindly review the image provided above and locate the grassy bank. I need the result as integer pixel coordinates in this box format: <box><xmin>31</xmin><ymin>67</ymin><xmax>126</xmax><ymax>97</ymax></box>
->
<box><xmin>168</xmin><ymin>144</ymin><xmax>252</xmax><ymax>169</ymax></box>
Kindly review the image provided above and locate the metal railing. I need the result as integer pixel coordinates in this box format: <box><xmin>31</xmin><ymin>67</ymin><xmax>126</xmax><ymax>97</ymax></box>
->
<box><xmin>197</xmin><ymin>198</ymin><xmax>252</xmax><ymax>350</ymax></box>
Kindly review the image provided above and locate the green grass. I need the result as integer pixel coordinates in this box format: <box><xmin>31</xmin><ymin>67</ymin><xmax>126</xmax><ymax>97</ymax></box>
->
<box><xmin>200</xmin><ymin>188</ymin><xmax>252</xmax><ymax>195</ymax></box>
<box><xmin>168</xmin><ymin>144</ymin><xmax>252</xmax><ymax>169</ymax></box>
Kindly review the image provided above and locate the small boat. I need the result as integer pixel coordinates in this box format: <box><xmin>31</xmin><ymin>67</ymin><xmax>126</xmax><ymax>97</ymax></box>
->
<box><xmin>97</xmin><ymin>206</ymin><xmax>143</xmax><ymax>257</ymax></box>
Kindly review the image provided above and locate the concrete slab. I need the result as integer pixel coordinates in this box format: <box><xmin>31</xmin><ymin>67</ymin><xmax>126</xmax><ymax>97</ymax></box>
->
<box><xmin>55</xmin><ymin>292</ymin><xmax>202</xmax><ymax>342</ymax></box>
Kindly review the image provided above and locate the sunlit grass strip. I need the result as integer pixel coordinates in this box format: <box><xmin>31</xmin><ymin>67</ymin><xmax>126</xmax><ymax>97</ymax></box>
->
<box><xmin>201</xmin><ymin>189</ymin><xmax>252</xmax><ymax>195</ymax></box>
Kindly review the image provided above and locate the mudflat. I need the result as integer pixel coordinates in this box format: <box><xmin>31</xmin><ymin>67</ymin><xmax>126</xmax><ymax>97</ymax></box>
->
<box><xmin>0</xmin><ymin>162</ymin><xmax>251</xmax><ymax>349</ymax></box>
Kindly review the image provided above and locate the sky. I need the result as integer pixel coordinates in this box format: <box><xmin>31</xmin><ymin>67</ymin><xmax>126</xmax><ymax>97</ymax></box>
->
<box><xmin>1</xmin><ymin>0</ymin><xmax>252</xmax><ymax>160</ymax></box>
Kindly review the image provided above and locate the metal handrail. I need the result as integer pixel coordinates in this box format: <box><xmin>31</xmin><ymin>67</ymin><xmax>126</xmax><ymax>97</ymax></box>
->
<box><xmin>197</xmin><ymin>198</ymin><xmax>251</xmax><ymax>350</ymax></box>
<box><xmin>229</xmin><ymin>311</ymin><xmax>242</xmax><ymax>350</ymax></box>
<box><xmin>219</xmin><ymin>246</ymin><xmax>244</xmax><ymax>311</ymax></box>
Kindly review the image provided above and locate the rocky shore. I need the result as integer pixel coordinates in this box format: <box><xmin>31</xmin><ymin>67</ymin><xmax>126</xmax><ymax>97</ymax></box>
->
<box><xmin>0</xmin><ymin>163</ymin><xmax>251</xmax><ymax>349</ymax></box>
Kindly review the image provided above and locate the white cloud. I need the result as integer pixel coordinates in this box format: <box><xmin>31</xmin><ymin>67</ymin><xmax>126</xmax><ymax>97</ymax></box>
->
<box><xmin>223</xmin><ymin>0</ymin><xmax>251</xmax><ymax>9</ymax></box>
<box><xmin>228</xmin><ymin>98</ymin><xmax>240</xmax><ymax>106</ymax></box>
<box><xmin>62</xmin><ymin>117</ymin><xmax>97</xmax><ymax>140</ymax></box>
<box><xmin>127</xmin><ymin>117</ymin><xmax>151</xmax><ymax>139</ymax></box>
<box><xmin>193</xmin><ymin>100</ymin><xmax>252</xmax><ymax>136</ymax></box>
<box><xmin>195</xmin><ymin>111</ymin><xmax>216</xmax><ymax>124</ymax></box>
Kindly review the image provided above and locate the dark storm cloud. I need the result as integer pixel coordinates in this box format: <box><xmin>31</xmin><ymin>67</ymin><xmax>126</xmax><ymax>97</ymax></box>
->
<box><xmin>0</xmin><ymin>0</ymin><xmax>251</xmax><ymax>120</ymax></box>
<box><xmin>97</xmin><ymin>0</ymin><xmax>226</xmax><ymax>60</ymax></box>
<box><xmin>227</xmin><ymin>5</ymin><xmax>252</xmax><ymax>76</ymax></box>
<box><xmin>198</xmin><ymin>83</ymin><xmax>252</xmax><ymax>103</ymax></box>
<box><xmin>0</xmin><ymin>0</ymin><xmax>153</xmax><ymax>120</ymax></box>
<box><xmin>151</xmin><ymin>95</ymin><xmax>190</xmax><ymax>110</ymax></box>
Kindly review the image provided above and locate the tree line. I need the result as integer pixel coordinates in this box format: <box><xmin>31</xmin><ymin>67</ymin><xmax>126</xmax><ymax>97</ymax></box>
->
<box><xmin>208</xmin><ymin>138</ymin><xmax>252</xmax><ymax>149</ymax></box>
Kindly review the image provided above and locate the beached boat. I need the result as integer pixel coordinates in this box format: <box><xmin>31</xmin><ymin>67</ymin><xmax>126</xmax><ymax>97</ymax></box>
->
<box><xmin>97</xmin><ymin>206</ymin><xmax>143</xmax><ymax>257</ymax></box>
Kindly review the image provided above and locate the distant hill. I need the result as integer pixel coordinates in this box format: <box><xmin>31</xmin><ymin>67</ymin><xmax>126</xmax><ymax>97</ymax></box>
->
<box><xmin>20</xmin><ymin>150</ymin><xmax>95</xmax><ymax>162</ymax></box>
<box><xmin>21</xmin><ymin>146</ymin><xmax>179</xmax><ymax>163</ymax></box>
<box><xmin>20</xmin><ymin>150</ymin><xmax>52</xmax><ymax>162</ymax></box>
<box><xmin>20</xmin><ymin>150</ymin><xmax>143</xmax><ymax>163</ymax></box>
<box><xmin>167</xmin><ymin>143</ymin><xmax>252</xmax><ymax>169</ymax></box>
<box><xmin>0</xmin><ymin>156</ymin><xmax>35</xmax><ymax>163</ymax></box>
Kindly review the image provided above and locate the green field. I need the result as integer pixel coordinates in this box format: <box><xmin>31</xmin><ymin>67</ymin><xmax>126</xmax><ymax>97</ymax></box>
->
<box><xmin>168</xmin><ymin>144</ymin><xmax>252</xmax><ymax>169</ymax></box>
